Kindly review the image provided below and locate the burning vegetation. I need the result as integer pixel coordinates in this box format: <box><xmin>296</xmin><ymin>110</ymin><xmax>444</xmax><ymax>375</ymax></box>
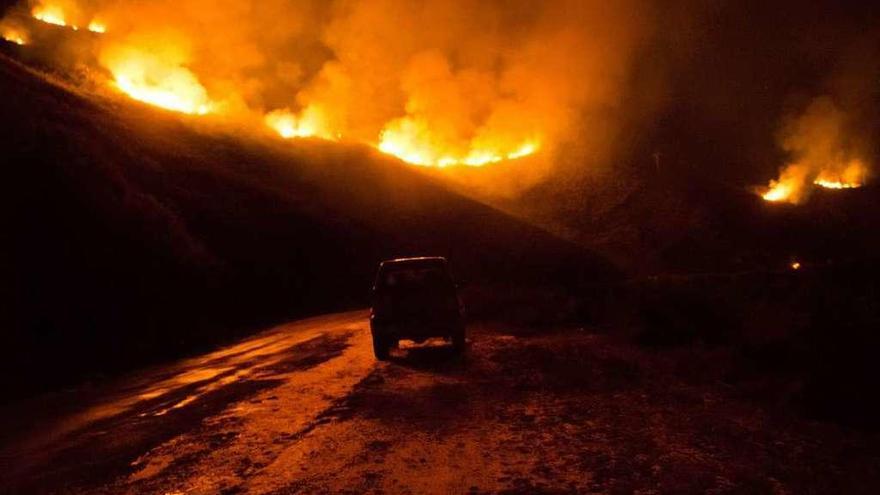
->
<box><xmin>1</xmin><ymin>26</ymin><xmax>26</xmax><ymax>45</ymax></box>
<box><xmin>29</xmin><ymin>0</ymin><xmax>105</xmax><ymax>32</ymax></box>
<box><xmin>3</xmin><ymin>1</ymin><xmax>876</xmax><ymax>200</ymax></box>
<box><xmin>1</xmin><ymin>0</ymin><xmax>652</xmax><ymax>186</ymax></box>
<box><xmin>31</xmin><ymin>2</ymin><xmax>66</xmax><ymax>27</ymax></box>
<box><xmin>762</xmin><ymin>98</ymin><xmax>870</xmax><ymax>204</ymax></box>
<box><xmin>100</xmin><ymin>41</ymin><xmax>215</xmax><ymax>115</ymax></box>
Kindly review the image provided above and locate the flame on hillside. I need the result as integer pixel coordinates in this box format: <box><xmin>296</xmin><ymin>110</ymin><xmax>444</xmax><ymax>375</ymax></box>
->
<box><xmin>264</xmin><ymin>105</ymin><xmax>541</xmax><ymax>167</ymax></box>
<box><xmin>5</xmin><ymin>0</ymin><xmax>652</xmax><ymax>188</ymax></box>
<box><xmin>101</xmin><ymin>43</ymin><xmax>214</xmax><ymax>115</ymax></box>
<box><xmin>762</xmin><ymin>98</ymin><xmax>868</xmax><ymax>204</ymax></box>
<box><xmin>1</xmin><ymin>28</ymin><xmax>27</xmax><ymax>45</ymax></box>
<box><xmin>377</xmin><ymin>128</ymin><xmax>539</xmax><ymax>168</ymax></box>
<box><xmin>30</xmin><ymin>1</ymin><xmax>106</xmax><ymax>33</ymax></box>
<box><xmin>1</xmin><ymin>14</ymin><xmax>29</xmax><ymax>45</ymax></box>
<box><xmin>87</xmin><ymin>20</ymin><xmax>106</xmax><ymax>33</ymax></box>
<box><xmin>763</xmin><ymin>160</ymin><xmax>866</xmax><ymax>204</ymax></box>
<box><xmin>265</xmin><ymin>108</ymin><xmax>336</xmax><ymax>141</ymax></box>
<box><xmin>814</xmin><ymin>161</ymin><xmax>866</xmax><ymax>189</ymax></box>
<box><xmin>32</xmin><ymin>3</ymin><xmax>66</xmax><ymax>26</ymax></box>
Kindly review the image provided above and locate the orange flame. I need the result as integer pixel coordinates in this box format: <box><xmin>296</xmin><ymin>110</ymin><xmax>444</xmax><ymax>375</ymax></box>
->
<box><xmin>377</xmin><ymin>124</ymin><xmax>540</xmax><ymax>168</ymax></box>
<box><xmin>764</xmin><ymin>98</ymin><xmax>870</xmax><ymax>203</ymax></box>
<box><xmin>266</xmin><ymin>108</ymin><xmax>540</xmax><ymax>167</ymax></box>
<box><xmin>264</xmin><ymin>108</ymin><xmax>337</xmax><ymax>141</ymax></box>
<box><xmin>813</xmin><ymin>160</ymin><xmax>866</xmax><ymax>189</ymax></box>
<box><xmin>762</xmin><ymin>182</ymin><xmax>795</xmax><ymax>203</ymax></box>
<box><xmin>763</xmin><ymin>159</ymin><xmax>867</xmax><ymax>203</ymax></box>
<box><xmin>11</xmin><ymin>0</ymin><xmax>647</xmax><ymax>182</ymax></box>
<box><xmin>1</xmin><ymin>28</ymin><xmax>26</xmax><ymax>45</ymax></box>
<box><xmin>101</xmin><ymin>45</ymin><xmax>214</xmax><ymax>115</ymax></box>
<box><xmin>32</xmin><ymin>4</ymin><xmax>67</xmax><ymax>26</ymax></box>
<box><xmin>762</xmin><ymin>164</ymin><xmax>809</xmax><ymax>203</ymax></box>
<box><xmin>87</xmin><ymin>20</ymin><xmax>106</xmax><ymax>33</ymax></box>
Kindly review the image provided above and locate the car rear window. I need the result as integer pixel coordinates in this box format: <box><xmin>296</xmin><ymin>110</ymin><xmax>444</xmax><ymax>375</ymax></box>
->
<box><xmin>379</xmin><ymin>265</ymin><xmax>451</xmax><ymax>290</ymax></box>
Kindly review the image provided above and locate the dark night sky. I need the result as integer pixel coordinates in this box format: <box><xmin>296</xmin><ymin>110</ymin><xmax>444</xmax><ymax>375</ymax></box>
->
<box><xmin>638</xmin><ymin>1</ymin><xmax>879</xmax><ymax>183</ymax></box>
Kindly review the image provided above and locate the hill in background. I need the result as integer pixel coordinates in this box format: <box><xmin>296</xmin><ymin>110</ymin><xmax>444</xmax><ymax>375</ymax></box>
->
<box><xmin>0</xmin><ymin>52</ymin><xmax>615</xmax><ymax>397</ymax></box>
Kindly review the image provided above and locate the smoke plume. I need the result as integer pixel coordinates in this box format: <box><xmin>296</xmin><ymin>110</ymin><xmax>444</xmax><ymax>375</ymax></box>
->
<box><xmin>763</xmin><ymin>27</ymin><xmax>879</xmax><ymax>204</ymax></box>
<box><xmin>7</xmin><ymin>0</ymin><xmax>656</xmax><ymax>195</ymax></box>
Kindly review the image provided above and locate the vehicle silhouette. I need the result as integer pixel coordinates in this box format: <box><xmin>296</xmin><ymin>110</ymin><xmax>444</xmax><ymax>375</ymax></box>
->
<box><xmin>369</xmin><ymin>257</ymin><xmax>466</xmax><ymax>360</ymax></box>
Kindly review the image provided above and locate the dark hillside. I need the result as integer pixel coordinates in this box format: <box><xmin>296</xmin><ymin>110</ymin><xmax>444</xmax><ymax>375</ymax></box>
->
<box><xmin>0</xmin><ymin>53</ymin><xmax>615</xmax><ymax>397</ymax></box>
<box><xmin>457</xmin><ymin>155</ymin><xmax>880</xmax><ymax>275</ymax></box>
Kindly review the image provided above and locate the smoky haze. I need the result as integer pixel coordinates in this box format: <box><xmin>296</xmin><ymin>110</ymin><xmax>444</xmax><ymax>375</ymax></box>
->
<box><xmin>2</xmin><ymin>1</ymin><xmax>877</xmax><ymax>198</ymax></box>
<box><xmin>3</xmin><ymin>0</ymin><xmax>657</xmax><ymax>194</ymax></box>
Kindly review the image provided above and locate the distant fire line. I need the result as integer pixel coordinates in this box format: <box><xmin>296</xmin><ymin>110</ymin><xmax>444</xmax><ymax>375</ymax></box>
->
<box><xmin>31</xmin><ymin>5</ymin><xmax>106</xmax><ymax>33</ymax></box>
<box><xmin>762</xmin><ymin>162</ymin><xmax>866</xmax><ymax>203</ymax></box>
<box><xmin>19</xmin><ymin>3</ymin><xmax>541</xmax><ymax>168</ymax></box>
<box><xmin>265</xmin><ymin>109</ymin><xmax>541</xmax><ymax>168</ymax></box>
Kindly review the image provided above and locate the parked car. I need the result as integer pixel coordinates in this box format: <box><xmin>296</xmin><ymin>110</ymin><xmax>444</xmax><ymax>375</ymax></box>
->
<box><xmin>369</xmin><ymin>257</ymin><xmax>466</xmax><ymax>360</ymax></box>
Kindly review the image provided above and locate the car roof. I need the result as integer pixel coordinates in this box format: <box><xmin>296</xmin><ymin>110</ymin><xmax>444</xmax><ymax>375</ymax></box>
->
<box><xmin>379</xmin><ymin>256</ymin><xmax>448</xmax><ymax>268</ymax></box>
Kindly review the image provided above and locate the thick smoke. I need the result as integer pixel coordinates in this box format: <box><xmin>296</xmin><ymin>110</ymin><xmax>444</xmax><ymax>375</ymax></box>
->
<box><xmin>9</xmin><ymin>0</ymin><xmax>655</xmax><ymax>195</ymax></box>
<box><xmin>295</xmin><ymin>1</ymin><xmax>652</xmax><ymax>168</ymax></box>
<box><xmin>776</xmin><ymin>98</ymin><xmax>868</xmax><ymax>199</ymax></box>
<box><xmin>14</xmin><ymin>1</ymin><xmax>874</xmax><ymax>202</ymax></box>
<box><xmin>764</xmin><ymin>27</ymin><xmax>879</xmax><ymax>204</ymax></box>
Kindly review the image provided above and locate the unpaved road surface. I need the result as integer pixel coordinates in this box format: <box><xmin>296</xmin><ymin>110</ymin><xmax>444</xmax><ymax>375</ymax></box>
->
<box><xmin>1</xmin><ymin>310</ymin><xmax>878</xmax><ymax>494</ymax></box>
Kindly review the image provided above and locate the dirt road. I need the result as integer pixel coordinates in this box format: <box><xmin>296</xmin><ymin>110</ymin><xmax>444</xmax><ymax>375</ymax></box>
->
<box><xmin>1</xmin><ymin>311</ymin><xmax>877</xmax><ymax>494</ymax></box>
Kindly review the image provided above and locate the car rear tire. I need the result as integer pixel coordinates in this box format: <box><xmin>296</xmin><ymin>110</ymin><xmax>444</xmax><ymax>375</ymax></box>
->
<box><xmin>372</xmin><ymin>335</ymin><xmax>391</xmax><ymax>360</ymax></box>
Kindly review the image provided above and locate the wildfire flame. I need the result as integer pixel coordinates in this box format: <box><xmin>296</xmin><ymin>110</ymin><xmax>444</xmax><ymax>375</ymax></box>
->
<box><xmin>762</xmin><ymin>182</ymin><xmax>795</xmax><ymax>202</ymax></box>
<box><xmin>266</xmin><ymin>108</ymin><xmax>540</xmax><ymax>167</ymax></box>
<box><xmin>5</xmin><ymin>0</ymin><xmax>654</xmax><ymax>180</ymax></box>
<box><xmin>87</xmin><ymin>20</ymin><xmax>106</xmax><ymax>33</ymax></box>
<box><xmin>378</xmin><ymin>129</ymin><xmax>539</xmax><ymax>168</ymax></box>
<box><xmin>32</xmin><ymin>4</ymin><xmax>67</xmax><ymax>26</ymax></box>
<box><xmin>762</xmin><ymin>98</ymin><xmax>869</xmax><ymax>204</ymax></box>
<box><xmin>813</xmin><ymin>160</ymin><xmax>865</xmax><ymax>190</ymax></box>
<box><xmin>1</xmin><ymin>29</ymin><xmax>26</xmax><ymax>45</ymax></box>
<box><xmin>114</xmin><ymin>73</ymin><xmax>212</xmax><ymax>115</ymax></box>
<box><xmin>265</xmin><ymin>108</ymin><xmax>336</xmax><ymax>141</ymax></box>
<box><xmin>763</xmin><ymin>159</ymin><xmax>866</xmax><ymax>203</ymax></box>
<box><xmin>102</xmin><ymin>46</ymin><xmax>214</xmax><ymax>115</ymax></box>
<box><xmin>813</xmin><ymin>179</ymin><xmax>859</xmax><ymax>189</ymax></box>
<box><xmin>30</xmin><ymin>2</ymin><xmax>106</xmax><ymax>33</ymax></box>
<box><xmin>762</xmin><ymin>164</ymin><xmax>809</xmax><ymax>203</ymax></box>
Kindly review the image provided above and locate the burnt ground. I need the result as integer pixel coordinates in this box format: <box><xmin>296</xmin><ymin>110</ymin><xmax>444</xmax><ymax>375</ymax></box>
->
<box><xmin>1</xmin><ymin>311</ymin><xmax>877</xmax><ymax>494</ymax></box>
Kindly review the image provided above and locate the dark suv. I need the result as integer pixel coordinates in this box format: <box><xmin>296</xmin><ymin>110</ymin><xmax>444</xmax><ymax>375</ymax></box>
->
<box><xmin>369</xmin><ymin>257</ymin><xmax>466</xmax><ymax>360</ymax></box>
